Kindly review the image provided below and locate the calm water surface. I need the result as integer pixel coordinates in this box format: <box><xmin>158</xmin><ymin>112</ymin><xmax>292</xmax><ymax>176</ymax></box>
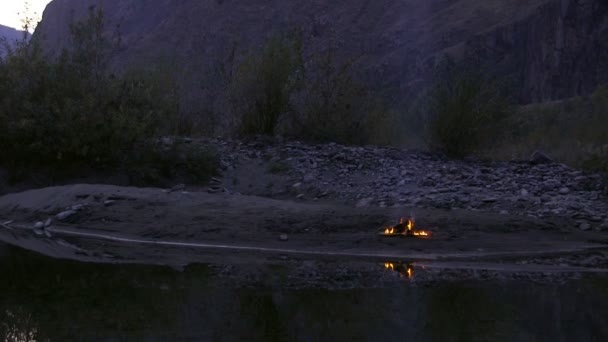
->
<box><xmin>1</xmin><ymin>244</ymin><xmax>607</xmax><ymax>341</ymax></box>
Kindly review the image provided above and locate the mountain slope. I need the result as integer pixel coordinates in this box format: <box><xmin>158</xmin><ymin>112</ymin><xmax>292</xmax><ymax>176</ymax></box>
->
<box><xmin>0</xmin><ymin>24</ymin><xmax>28</xmax><ymax>50</ymax></box>
<box><xmin>34</xmin><ymin>0</ymin><xmax>608</xmax><ymax>104</ymax></box>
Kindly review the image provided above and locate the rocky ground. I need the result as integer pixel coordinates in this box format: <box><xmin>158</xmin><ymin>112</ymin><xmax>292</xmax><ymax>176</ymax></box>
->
<box><xmin>1</xmin><ymin>137</ymin><xmax>608</xmax><ymax>287</ymax></box>
<box><xmin>194</xmin><ymin>136</ymin><xmax>608</xmax><ymax>231</ymax></box>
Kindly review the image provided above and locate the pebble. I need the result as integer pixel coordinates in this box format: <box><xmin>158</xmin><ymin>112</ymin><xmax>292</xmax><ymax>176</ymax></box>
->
<box><xmin>356</xmin><ymin>198</ymin><xmax>373</xmax><ymax>207</ymax></box>
<box><xmin>303</xmin><ymin>174</ymin><xmax>315</xmax><ymax>183</ymax></box>
<box><xmin>103</xmin><ymin>200</ymin><xmax>116</xmax><ymax>206</ymax></box>
<box><xmin>279</xmin><ymin>234</ymin><xmax>289</xmax><ymax>241</ymax></box>
<box><xmin>207</xmin><ymin>186</ymin><xmax>222</xmax><ymax>193</ymax></box>
<box><xmin>34</xmin><ymin>221</ymin><xmax>44</xmax><ymax>229</ymax></box>
<box><xmin>44</xmin><ymin>218</ymin><xmax>53</xmax><ymax>228</ymax></box>
<box><xmin>56</xmin><ymin>210</ymin><xmax>76</xmax><ymax>221</ymax></box>
<box><xmin>71</xmin><ymin>204</ymin><xmax>85</xmax><ymax>211</ymax></box>
<box><xmin>531</xmin><ymin>150</ymin><xmax>553</xmax><ymax>164</ymax></box>
<box><xmin>579</xmin><ymin>223</ymin><xmax>591</xmax><ymax>231</ymax></box>
<box><xmin>169</xmin><ymin>184</ymin><xmax>186</xmax><ymax>192</ymax></box>
<box><xmin>559</xmin><ymin>187</ymin><xmax>570</xmax><ymax>195</ymax></box>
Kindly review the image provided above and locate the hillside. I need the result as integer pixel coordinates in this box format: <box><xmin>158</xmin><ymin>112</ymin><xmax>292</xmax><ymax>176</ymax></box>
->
<box><xmin>34</xmin><ymin>0</ymin><xmax>608</xmax><ymax>106</ymax></box>
<box><xmin>0</xmin><ymin>24</ymin><xmax>28</xmax><ymax>54</ymax></box>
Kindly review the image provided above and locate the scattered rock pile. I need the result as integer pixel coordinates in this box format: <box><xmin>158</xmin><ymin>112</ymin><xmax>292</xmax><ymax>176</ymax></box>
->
<box><xmin>198</xmin><ymin>137</ymin><xmax>608</xmax><ymax>231</ymax></box>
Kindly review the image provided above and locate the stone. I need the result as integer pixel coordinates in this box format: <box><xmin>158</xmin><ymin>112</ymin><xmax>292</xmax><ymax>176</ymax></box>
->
<box><xmin>579</xmin><ymin>223</ymin><xmax>592</xmax><ymax>231</ymax></box>
<box><xmin>520</xmin><ymin>189</ymin><xmax>529</xmax><ymax>197</ymax></box>
<box><xmin>590</xmin><ymin>216</ymin><xmax>603</xmax><ymax>223</ymax></box>
<box><xmin>279</xmin><ymin>234</ymin><xmax>289</xmax><ymax>241</ymax></box>
<box><xmin>559</xmin><ymin>187</ymin><xmax>570</xmax><ymax>195</ymax></box>
<box><xmin>44</xmin><ymin>218</ymin><xmax>53</xmax><ymax>228</ymax></box>
<box><xmin>296</xmin><ymin>194</ymin><xmax>305</xmax><ymax>199</ymax></box>
<box><xmin>103</xmin><ymin>200</ymin><xmax>116</xmax><ymax>206</ymax></box>
<box><xmin>34</xmin><ymin>221</ymin><xmax>44</xmax><ymax>229</ymax></box>
<box><xmin>292</xmin><ymin>182</ymin><xmax>302</xmax><ymax>188</ymax></box>
<box><xmin>482</xmin><ymin>197</ymin><xmax>498</xmax><ymax>203</ymax></box>
<box><xmin>531</xmin><ymin>150</ymin><xmax>553</xmax><ymax>164</ymax></box>
<box><xmin>169</xmin><ymin>184</ymin><xmax>186</xmax><ymax>192</ymax></box>
<box><xmin>71</xmin><ymin>204</ymin><xmax>86</xmax><ymax>211</ymax></box>
<box><xmin>56</xmin><ymin>210</ymin><xmax>76</xmax><ymax>221</ymax></box>
<box><xmin>207</xmin><ymin>186</ymin><xmax>223</xmax><ymax>193</ymax></box>
<box><xmin>356</xmin><ymin>198</ymin><xmax>373</xmax><ymax>207</ymax></box>
<box><xmin>303</xmin><ymin>174</ymin><xmax>316</xmax><ymax>183</ymax></box>
<box><xmin>421</xmin><ymin>179</ymin><xmax>436</xmax><ymax>187</ymax></box>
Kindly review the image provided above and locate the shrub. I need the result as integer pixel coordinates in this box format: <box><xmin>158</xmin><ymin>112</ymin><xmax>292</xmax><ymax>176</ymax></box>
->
<box><xmin>428</xmin><ymin>58</ymin><xmax>511</xmax><ymax>158</ymax></box>
<box><xmin>0</xmin><ymin>6</ymin><xmax>203</xmax><ymax>186</ymax></box>
<box><xmin>125</xmin><ymin>140</ymin><xmax>219</xmax><ymax>187</ymax></box>
<box><xmin>232</xmin><ymin>34</ymin><xmax>304</xmax><ymax>136</ymax></box>
<box><xmin>288</xmin><ymin>49</ymin><xmax>393</xmax><ymax>145</ymax></box>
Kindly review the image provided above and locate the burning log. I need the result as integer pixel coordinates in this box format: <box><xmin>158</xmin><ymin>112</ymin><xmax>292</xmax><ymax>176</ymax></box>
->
<box><xmin>380</xmin><ymin>218</ymin><xmax>432</xmax><ymax>238</ymax></box>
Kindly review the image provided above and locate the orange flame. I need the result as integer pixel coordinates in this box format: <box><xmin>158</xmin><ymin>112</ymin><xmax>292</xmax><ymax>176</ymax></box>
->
<box><xmin>383</xmin><ymin>217</ymin><xmax>429</xmax><ymax>237</ymax></box>
<box><xmin>384</xmin><ymin>262</ymin><xmax>395</xmax><ymax>270</ymax></box>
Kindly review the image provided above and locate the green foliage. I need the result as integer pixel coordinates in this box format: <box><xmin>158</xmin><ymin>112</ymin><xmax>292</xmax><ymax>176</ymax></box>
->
<box><xmin>0</xmin><ymin>6</ymin><xmax>215</xmax><ymax>186</ymax></box>
<box><xmin>290</xmin><ymin>50</ymin><xmax>392</xmax><ymax>145</ymax></box>
<box><xmin>428</xmin><ymin>58</ymin><xmax>511</xmax><ymax>158</ymax></box>
<box><xmin>489</xmin><ymin>82</ymin><xmax>608</xmax><ymax>173</ymax></box>
<box><xmin>125</xmin><ymin>140</ymin><xmax>218</xmax><ymax>187</ymax></box>
<box><xmin>233</xmin><ymin>34</ymin><xmax>304</xmax><ymax>136</ymax></box>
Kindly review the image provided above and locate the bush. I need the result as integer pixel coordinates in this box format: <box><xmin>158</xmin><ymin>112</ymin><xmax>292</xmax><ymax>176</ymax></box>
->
<box><xmin>0</xmin><ymin>6</ymin><xmax>211</xmax><ymax>186</ymax></box>
<box><xmin>289</xmin><ymin>50</ymin><xmax>392</xmax><ymax>145</ymax></box>
<box><xmin>428</xmin><ymin>58</ymin><xmax>511</xmax><ymax>158</ymax></box>
<box><xmin>125</xmin><ymin>140</ymin><xmax>218</xmax><ymax>187</ymax></box>
<box><xmin>232</xmin><ymin>34</ymin><xmax>304</xmax><ymax>136</ymax></box>
<box><xmin>227</xmin><ymin>35</ymin><xmax>394</xmax><ymax>146</ymax></box>
<box><xmin>486</xmin><ymin>82</ymin><xmax>608</xmax><ymax>167</ymax></box>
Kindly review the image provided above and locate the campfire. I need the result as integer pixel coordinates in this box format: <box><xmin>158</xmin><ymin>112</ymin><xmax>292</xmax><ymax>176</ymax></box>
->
<box><xmin>384</xmin><ymin>262</ymin><xmax>414</xmax><ymax>279</ymax></box>
<box><xmin>381</xmin><ymin>218</ymin><xmax>431</xmax><ymax>238</ymax></box>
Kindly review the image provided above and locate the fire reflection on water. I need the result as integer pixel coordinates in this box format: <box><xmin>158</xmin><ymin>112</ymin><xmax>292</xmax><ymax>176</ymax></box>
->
<box><xmin>384</xmin><ymin>262</ymin><xmax>415</xmax><ymax>279</ymax></box>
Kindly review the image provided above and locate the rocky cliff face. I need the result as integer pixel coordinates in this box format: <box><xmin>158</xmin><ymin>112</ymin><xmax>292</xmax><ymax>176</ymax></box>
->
<box><xmin>465</xmin><ymin>0</ymin><xmax>608</xmax><ymax>103</ymax></box>
<box><xmin>35</xmin><ymin>0</ymin><xmax>608</xmax><ymax>104</ymax></box>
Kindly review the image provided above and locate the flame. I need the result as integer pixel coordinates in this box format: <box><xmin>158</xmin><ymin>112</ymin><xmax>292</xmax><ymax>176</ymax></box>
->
<box><xmin>384</xmin><ymin>262</ymin><xmax>395</xmax><ymax>270</ymax></box>
<box><xmin>382</xmin><ymin>217</ymin><xmax>429</xmax><ymax>237</ymax></box>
